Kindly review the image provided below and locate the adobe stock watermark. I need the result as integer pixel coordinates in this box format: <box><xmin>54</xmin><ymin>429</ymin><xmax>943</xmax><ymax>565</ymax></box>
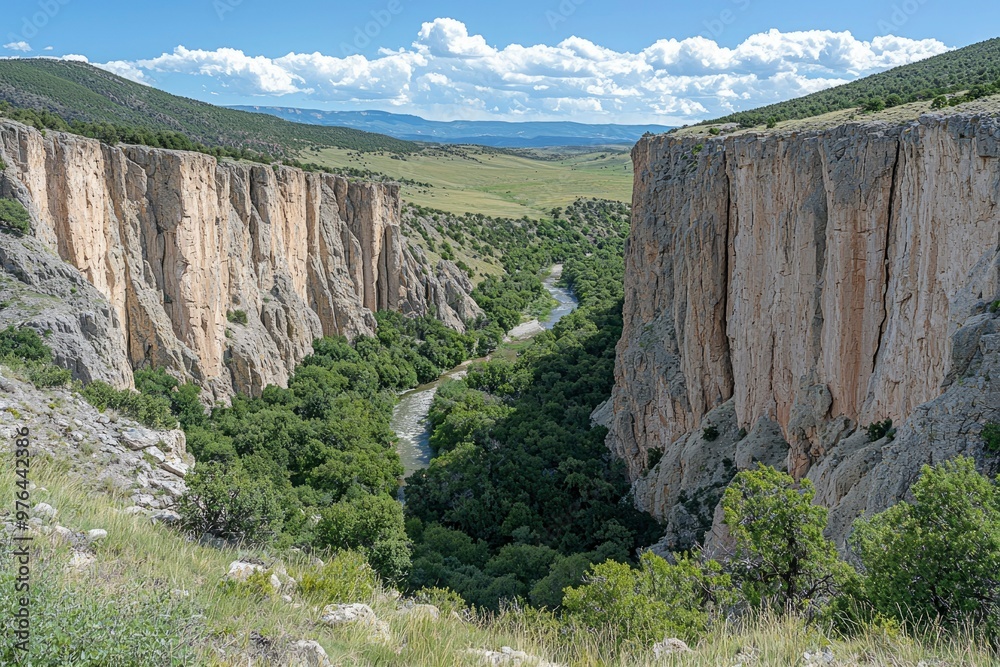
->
<box><xmin>214</xmin><ymin>0</ymin><xmax>243</xmax><ymax>21</ymax></box>
<box><xmin>546</xmin><ymin>0</ymin><xmax>587</xmax><ymax>30</ymax></box>
<box><xmin>6</xmin><ymin>0</ymin><xmax>72</xmax><ymax>48</ymax></box>
<box><xmin>701</xmin><ymin>0</ymin><xmax>752</xmax><ymax>40</ymax></box>
<box><xmin>876</xmin><ymin>0</ymin><xmax>930</xmax><ymax>33</ymax></box>
<box><xmin>340</xmin><ymin>0</ymin><xmax>406</xmax><ymax>57</ymax></box>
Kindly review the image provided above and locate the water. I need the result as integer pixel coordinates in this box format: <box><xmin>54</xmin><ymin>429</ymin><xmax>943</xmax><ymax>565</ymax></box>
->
<box><xmin>391</xmin><ymin>265</ymin><xmax>579</xmax><ymax>479</ymax></box>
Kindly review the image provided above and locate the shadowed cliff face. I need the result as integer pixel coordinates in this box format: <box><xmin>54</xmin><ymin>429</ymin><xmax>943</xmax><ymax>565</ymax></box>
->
<box><xmin>0</xmin><ymin>121</ymin><xmax>480</xmax><ymax>401</ymax></box>
<box><xmin>608</xmin><ymin>113</ymin><xmax>1000</xmax><ymax>550</ymax></box>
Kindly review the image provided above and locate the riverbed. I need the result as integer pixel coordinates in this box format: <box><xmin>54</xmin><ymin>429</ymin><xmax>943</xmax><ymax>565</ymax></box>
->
<box><xmin>391</xmin><ymin>265</ymin><xmax>579</xmax><ymax>478</ymax></box>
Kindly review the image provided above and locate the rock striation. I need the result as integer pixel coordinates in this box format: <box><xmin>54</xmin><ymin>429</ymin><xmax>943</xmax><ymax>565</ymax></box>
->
<box><xmin>609</xmin><ymin>113</ymin><xmax>1000</xmax><ymax>549</ymax></box>
<box><xmin>0</xmin><ymin>121</ymin><xmax>477</xmax><ymax>400</ymax></box>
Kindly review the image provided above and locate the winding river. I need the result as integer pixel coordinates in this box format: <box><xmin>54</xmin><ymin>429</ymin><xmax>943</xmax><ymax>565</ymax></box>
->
<box><xmin>392</xmin><ymin>265</ymin><xmax>579</xmax><ymax>478</ymax></box>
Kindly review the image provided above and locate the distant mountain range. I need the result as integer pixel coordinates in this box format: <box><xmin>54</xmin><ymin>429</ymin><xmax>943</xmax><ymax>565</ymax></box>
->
<box><xmin>231</xmin><ymin>107</ymin><xmax>673</xmax><ymax>148</ymax></box>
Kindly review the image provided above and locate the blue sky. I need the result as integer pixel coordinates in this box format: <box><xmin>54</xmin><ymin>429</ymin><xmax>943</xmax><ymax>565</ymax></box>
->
<box><xmin>2</xmin><ymin>0</ymin><xmax>997</xmax><ymax>123</ymax></box>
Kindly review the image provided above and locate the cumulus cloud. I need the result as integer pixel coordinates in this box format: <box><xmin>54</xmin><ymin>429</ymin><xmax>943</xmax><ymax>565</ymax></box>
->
<box><xmin>91</xmin><ymin>20</ymin><xmax>950</xmax><ymax>123</ymax></box>
<box><xmin>4</xmin><ymin>41</ymin><xmax>32</xmax><ymax>53</ymax></box>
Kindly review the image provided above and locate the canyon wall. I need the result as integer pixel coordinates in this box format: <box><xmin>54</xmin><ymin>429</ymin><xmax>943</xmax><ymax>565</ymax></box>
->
<box><xmin>0</xmin><ymin>121</ymin><xmax>480</xmax><ymax>400</ymax></box>
<box><xmin>606</xmin><ymin>113</ymin><xmax>1000</xmax><ymax>550</ymax></box>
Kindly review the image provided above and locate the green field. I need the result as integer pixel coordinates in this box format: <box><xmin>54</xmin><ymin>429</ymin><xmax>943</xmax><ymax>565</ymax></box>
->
<box><xmin>305</xmin><ymin>144</ymin><xmax>635</xmax><ymax>218</ymax></box>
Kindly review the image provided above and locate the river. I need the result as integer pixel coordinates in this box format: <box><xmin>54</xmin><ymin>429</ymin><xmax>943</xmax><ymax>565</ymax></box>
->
<box><xmin>391</xmin><ymin>265</ymin><xmax>579</xmax><ymax>478</ymax></box>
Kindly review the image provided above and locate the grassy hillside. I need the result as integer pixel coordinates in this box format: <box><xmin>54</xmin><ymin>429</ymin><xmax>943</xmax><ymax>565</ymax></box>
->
<box><xmin>0</xmin><ymin>59</ymin><xmax>418</xmax><ymax>156</ymax></box>
<box><xmin>306</xmin><ymin>144</ymin><xmax>634</xmax><ymax>219</ymax></box>
<box><xmin>703</xmin><ymin>37</ymin><xmax>1000</xmax><ymax>128</ymax></box>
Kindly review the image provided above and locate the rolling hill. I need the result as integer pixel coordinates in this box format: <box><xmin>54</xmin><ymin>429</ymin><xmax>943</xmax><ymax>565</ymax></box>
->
<box><xmin>232</xmin><ymin>107</ymin><xmax>673</xmax><ymax>148</ymax></box>
<box><xmin>0</xmin><ymin>58</ymin><xmax>419</xmax><ymax>155</ymax></box>
<box><xmin>703</xmin><ymin>36</ymin><xmax>1000</xmax><ymax>127</ymax></box>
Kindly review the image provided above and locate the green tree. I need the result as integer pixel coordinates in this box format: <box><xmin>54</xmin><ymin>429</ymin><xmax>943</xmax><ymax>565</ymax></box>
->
<box><xmin>851</xmin><ymin>457</ymin><xmax>1000</xmax><ymax>634</ymax></box>
<box><xmin>317</xmin><ymin>493</ymin><xmax>411</xmax><ymax>583</ymax></box>
<box><xmin>177</xmin><ymin>461</ymin><xmax>283</xmax><ymax>546</ymax></box>
<box><xmin>562</xmin><ymin>552</ymin><xmax>727</xmax><ymax>646</ymax></box>
<box><xmin>722</xmin><ymin>464</ymin><xmax>847</xmax><ymax>609</ymax></box>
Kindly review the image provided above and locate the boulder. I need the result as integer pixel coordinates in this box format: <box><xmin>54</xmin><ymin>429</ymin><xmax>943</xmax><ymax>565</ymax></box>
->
<box><xmin>285</xmin><ymin>640</ymin><xmax>333</xmax><ymax>667</ymax></box>
<box><xmin>652</xmin><ymin>637</ymin><xmax>693</xmax><ymax>658</ymax></box>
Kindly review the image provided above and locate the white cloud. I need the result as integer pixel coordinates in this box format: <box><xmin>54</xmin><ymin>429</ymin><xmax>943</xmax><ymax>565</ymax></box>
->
<box><xmin>91</xmin><ymin>20</ymin><xmax>951</xmax><ymax>124</ymax></box>
<box><xmin>43</xmin><ymin>46</ymin><xmax>54</xmax><ymax>52</ymax></box>
<box><xmin>4</xmin><ymin>41</ymin><xmax>32</xmax><ymax>53</ymax></box>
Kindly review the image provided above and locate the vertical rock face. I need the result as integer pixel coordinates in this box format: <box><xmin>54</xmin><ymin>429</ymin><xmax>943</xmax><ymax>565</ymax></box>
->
<box><xmin>0</xmin><ymin>121</ymin><xmax>476</xmax><ymax>400</ymax></box>
<box><xmin>611</xmin><ymin>113</ymin><xmax>1000</xmax><ymax>549</ymax></box>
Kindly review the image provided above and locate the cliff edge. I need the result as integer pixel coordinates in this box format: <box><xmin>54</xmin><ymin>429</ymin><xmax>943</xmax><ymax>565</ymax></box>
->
<box><xmin>607</xmin><ymin>113</ymin><xmax>1000</xmax><ymax>550</ymax></box>
<box><xmin>0</xmin><ymin>121</ymin><xmax>480</xmax><ymax>401</ymax></box>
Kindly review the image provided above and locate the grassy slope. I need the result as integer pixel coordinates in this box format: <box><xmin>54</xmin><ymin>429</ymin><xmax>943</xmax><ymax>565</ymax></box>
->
<box><xmin>702</xmin><ymin>37</ymin><xmax>1000</xmax><ymax>128</ymax></box>
<box><xmin>306</xmin><ymin>145</ymin><xmax>634</xmax><ymax>219</ymax></box>
<box><xmin>0</xmin><ymin>60</ymin><xmax>418</xmax><ymax>155</ymax></box>
<box><xmin>675</xmin><ymin>92</ymin><xmax>1000</xmax><ymax>139</ymax></box>
<box><xmin>1</xmin><ymin>443</ymin><xmax>994</xmax><ymax>666</ymax></box>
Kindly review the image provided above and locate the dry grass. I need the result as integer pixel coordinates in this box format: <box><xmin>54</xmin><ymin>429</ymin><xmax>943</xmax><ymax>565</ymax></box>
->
<box><xmin>1</xmin><ymin>455</ymin><xmax>997</xmax><ymax>666</ymax></box>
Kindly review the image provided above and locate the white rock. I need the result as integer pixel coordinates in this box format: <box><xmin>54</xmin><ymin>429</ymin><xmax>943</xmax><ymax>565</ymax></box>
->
<box><xmin>286</xmin><ymin>640</ymin><xmax>333</xmax><ymax>667</ymax></box>
<box><xmin>160</xmin><ymin>458</ymin><xmax>189</xmax><ymax>477</ymax></box>
<box><xmin>122</xmin><ymin>506</ymin><xmax>149</xmax><ymax>516</ymax></box>
<box><xmin>319</xmin><ymin>603</ymin><xmax>391</xmax><ymax>642</ymax></box>
<box><xmin>319</xmin><ymin>603</ymin><xmax>377</xmax><ymax>626</ymax></box>
<box><xmin>150</xmin><ymin>510</ymin><xmax>181</xmax><ymax>525</ymax></box>
<box><xmin>31</xmin><ymin>503</ymin><xmax>57</xmax><ymax>521</ymax></box>
<box><xmin>67</xmin><ymin>551</ymin><xmax>97</xmax><ymax>571</ymax></box>
<box><xmin>86</xmin><ymin>529</ymin><xmax>108</xmax><ymax>543</ymax></box>
<box><xmin>50</xmin><ymin>525</ymin><xmax>75</xmax><ymax>544</ymax></box>
<box><xmin>121</xmin><ymin>428</ymin><xmax>158</xmax><ymax>451</ymax></box>
<box><xmin>464</xmin><ymin>647</ymin><xmax>563</xmax><ymax>667</ymax></box>
<box><xmin>144</xmin><ymin>446</ymin><xmax>166</xmax><ymax>463</ymax></box>
<box><xmin>653</xmin><ymin>638</ymin><xmax>693</xmax><ymax>658</ymax></box>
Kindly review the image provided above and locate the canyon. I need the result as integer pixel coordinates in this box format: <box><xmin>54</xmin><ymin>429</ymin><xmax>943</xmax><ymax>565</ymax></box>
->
<box><xmin>605</xmin><ymin>113</ymin><xmax>1000</xmax><ymax>550</ymax></box>
<box><xmin>0</xmin><ymin>120</ymin><xmax>480</xmax><ymax>401</ymax></box>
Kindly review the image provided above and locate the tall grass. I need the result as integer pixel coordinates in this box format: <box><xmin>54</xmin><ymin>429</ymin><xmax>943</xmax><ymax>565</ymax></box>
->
<box><xmin>0</xmin><ymin>454</ymin><xmax>996</xmax><ymax>665</ymax></box>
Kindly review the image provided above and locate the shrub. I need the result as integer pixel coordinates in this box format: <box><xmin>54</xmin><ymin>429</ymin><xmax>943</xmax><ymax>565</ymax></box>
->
<box><xmin>0</xmin><ymin>326</ymin><xmax>72</xmax><ymax>387</ymax></box>
<box><xmin>217</xmin><ymin>568</ymin><xmax>277</xmax><ymax>598</ymax></box>
<box><xmin>227</xmin><ymin>309</ymin><xmax>248</xmax><ymax>325</ymax></box>
<box><xmin>176</xmin><ymin>461</ymin><xmax>283</xmax><ymax>546</ymax></box>
<box><xmin>864</xmin><ymin>98</ymin><xmax>887</xmax><ymax>112</ymax></box>
<box><xmin>865</xmin><ymin>418</ymin><xmax>895</xmax><ymax>442</ymax></box>
<box><xmin>0</xmin><ymin>564</ymin><xmax>194</xmax><ymax>666</ymax></box>
<box><xmin>723</xmin><ymin>464</ymin><xmax>848</xmax><ymax>609</ymax></box>
<box><xmin>413</xmin><ymin>586</ymin><xmax>468</xmax><ymax>616</ymax></box>
<box><xmin>316</xmin><ymin>493</ymin><xmax>411</xmax><ymax>583</ymax></box>
<box><xmin>702</xmin><ymin>424</ymin><xmax>720</xmax><ymax>442</ymax></box>
<box><xmin>851</xmin><ymin>457</ymin><xmax>1000</xmax><ymax>634</ymax></box>
<box><xmin>562</xmin><ymin>552</ymin><xmax>728</xmax><ymax>647</ymax></box>
<box><xmin>0</xmin><ymin>198</ymin><xmax>31</xmax><ymax>235</ymax></box>
<box><xmin>0</xmin><ymin>325</ymin><xmax>50</xmax><ymax>361</ymax></box>
<box><xmin>298</xmin><ymin>551</ymin><xmax>380</xmax><ymax>604</ymax></box>
<box><xmin>931</xmin><ymin>95</ymin><xmax>949</xmax><ymax>109</ymax></box>
<box><xmin>984</xmin><ymin>422</ymin><xmax>1000</xmax><ymax>453</ymax></box>
<box><xmin>28</xmin><ymin>363</ymin><xmax>72</xmax><ymax>388</ymax></box>
<box><xmin>709</xmin><ymin>127</ymin><xmax>721</xmax><ymax>135</ymax></box>
<box><xmin>81</xmin><ymin>380</ymin><xmax>176</xmax><ymax>430</ymax></box>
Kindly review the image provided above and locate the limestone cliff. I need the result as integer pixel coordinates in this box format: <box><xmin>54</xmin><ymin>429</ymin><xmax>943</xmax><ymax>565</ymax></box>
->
<box><xmin>608</xmin><ymin>113</ymin><xmax>1000</xmax><ymax>550</ymax></box>
<box><xmin>0</xmin><ymin>121</ymin><xmax>476</xmax><ymax>400</ymax></box>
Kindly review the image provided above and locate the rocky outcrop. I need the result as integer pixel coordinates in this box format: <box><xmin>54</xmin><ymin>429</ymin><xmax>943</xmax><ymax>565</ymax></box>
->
<box><xmin>610</xmin><ymin>113</ymin><xmax>1000</xmax><ymax>548</ymax></box>
<box><xmin>0</xmin><ymin>121</ymin><xmax>477</xmax><ymax>399</ymax></box>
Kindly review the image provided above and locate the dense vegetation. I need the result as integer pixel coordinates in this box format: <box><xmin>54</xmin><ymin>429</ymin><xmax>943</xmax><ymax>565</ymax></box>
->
<box><xmin>403</xmin><ymin>208</ymin><xmax>663</xmax><ymax>609</ymax></box>
<box><xmin>124</xmin><ymin>313</ymin><xmax>489</xmax><ymax>582</ymax></box>
<box><xmin>0</xmin><ymin>325</ymin><xmax>72</xmax><ymax>388</ymax></box>
<box><xmin>703</xmin><ymin>37</ymin><xmax>1000</xmax><ymax>128</ymax></box>
<box><xmin>0</xmin><ymin>197</ymin><xmax>31</xmax><ymax>235</ymax></box>
<box><xmin>0</xmin><ymin>59</ymin><xmax>418</xmax><ymax>156</ymax></box>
